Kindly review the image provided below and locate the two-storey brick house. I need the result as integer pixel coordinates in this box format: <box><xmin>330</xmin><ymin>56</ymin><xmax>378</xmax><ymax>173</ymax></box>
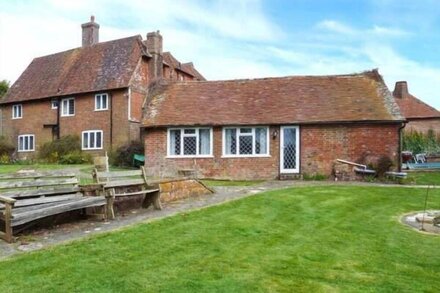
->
<box><xmin>0</xmin><ymin>17</ymin><xmax>204</xmax><ymax>157</ymax></box>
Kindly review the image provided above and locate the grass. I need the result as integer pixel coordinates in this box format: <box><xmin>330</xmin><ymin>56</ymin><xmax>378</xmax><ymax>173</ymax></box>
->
<box><xmin>201</xmin><ymin>179</ymin><xmax>264</xmax><ymax>187</ymax></box>
<box><xmin>1</xmin><ymin>185</ymin><xmax>440</xmax><ymax>292</ymax></box>
<box><xmin>405</xmin><ymin>171</ymin><xmax>440</xmax><ymax>186</ymax></box>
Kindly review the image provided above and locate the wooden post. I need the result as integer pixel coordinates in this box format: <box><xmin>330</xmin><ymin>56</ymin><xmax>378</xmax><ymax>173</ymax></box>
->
<box><xmin>105</xmin><ymin>188</ymin><xmax>115</xmax><ymax>220</ymax></box>
<box><xmin>4</xmin><ymin>202</ymin><xmax>15</xmax><ymax>243</ymax></box>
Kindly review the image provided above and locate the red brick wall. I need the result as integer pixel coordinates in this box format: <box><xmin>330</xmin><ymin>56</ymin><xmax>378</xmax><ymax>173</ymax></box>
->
<box><xmin>1</xmin><ymin>89</ymin><xmax>130</xmax><ymax>157</ymax></box>
<box><xmin>404</xmin><ymin>118</ymin><xmax>440</xmax><ymax>134</ymax></box>
<box><xmin>144</xmin><ymin>124</ymin><xmax>400</xmax><ymax>180</ymax></box>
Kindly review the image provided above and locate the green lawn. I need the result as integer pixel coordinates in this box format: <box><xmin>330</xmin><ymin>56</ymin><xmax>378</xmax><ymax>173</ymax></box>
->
<box><xmin>405</xmin><ymin>171</ymin><xmax>440</xmax><ymax>186</ymax></box>
<box><xmin>0</xmin><ymin>186</ymin><xmax>439</xmax><ymax>291</ymax></box>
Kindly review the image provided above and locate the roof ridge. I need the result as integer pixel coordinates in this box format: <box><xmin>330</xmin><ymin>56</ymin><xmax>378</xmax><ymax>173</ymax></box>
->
<box><xmin>171</xmin><ymin>69</ymin><xmax>380</xmax><ymax>85</ymax></box>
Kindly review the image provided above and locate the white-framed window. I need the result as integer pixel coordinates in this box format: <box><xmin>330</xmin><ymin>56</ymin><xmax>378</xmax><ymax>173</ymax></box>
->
<box><xmin>167</xmin><ymin>127</ymin><xmax>213</xmax><ymax>157</ymax></box>
<box><xmin>223</xmin><ymin>126</ymin><xmax>269</xmax><ymax>157</ymax></box>
<box><xmin>18</xmin><ymin>134</ymin><xmax>35</xmax><ymax>152</ymax></box>
<box><xmin>82</xmin><ymin>130</ymin><xmax>103</xmax><ymax>150</ymax></box>
<box><xmin>95</xmin><ymin>93</ymin><xmax>108</xmax><ymax>111</ymax></box>
<box><xmin>51</xmin><ymin>99</ymin><xmax>58</xmax><ymax>109</ymax></box>
<box><xmin>12</xmin><ymin>104</ymin><xmax>22</xmax><ymax>119</ymax></box>
<box><xmin>61</xmin><ymin>98</ymin><xmax>75</xmax><ymax>116</ymax></box>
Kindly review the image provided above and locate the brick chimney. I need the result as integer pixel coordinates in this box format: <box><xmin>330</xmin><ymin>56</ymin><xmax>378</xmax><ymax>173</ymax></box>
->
<box><xmin>81</xmin><ymin>15</ymin><xmax>99</xmax><ymax>47</ymax></box>
<box><xmin>146</xmin><ymin>31</ymin><xmax>163</xmax><ymax>80</ymax></box>
<box><xmin>393</xmin><ymin>81</ymin><xmax>409</xmax><ymax>99</ymax></box>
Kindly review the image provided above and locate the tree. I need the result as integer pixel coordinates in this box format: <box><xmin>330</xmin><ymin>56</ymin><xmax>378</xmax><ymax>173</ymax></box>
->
<box><xmin>0</xmin><ymin>80</ymin><xmax>10</xmax><ymax>98</ymax></box>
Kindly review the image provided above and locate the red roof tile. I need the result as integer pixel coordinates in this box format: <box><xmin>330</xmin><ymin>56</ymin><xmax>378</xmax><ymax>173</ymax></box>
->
<box><xmin>394</xmin><ymin>94</ymin><xmax>440</xmax><ymax>119</ymax></box>
<box><xmin>163</xmin><ymin>52</ymin><xmax>205</xmax><ymax>80</ymax></box>
<box><xmin>1</xmin><ymin>35</ymin><xmax>146</xmax><ymax>104</ymax></box>
<box><xmin>142</xmin><ymin>70</ymin><xmax>404</xmax><ymax>127</ymax></box>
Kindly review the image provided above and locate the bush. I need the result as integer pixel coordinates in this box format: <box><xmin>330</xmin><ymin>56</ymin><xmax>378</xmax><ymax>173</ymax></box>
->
<box><xmin>0</xmin><ymin>136</ymin><xmax>15</xmax><ymax>163</ymax></box>
<box><xmin>403</xmin><ymin>129</ymin><xmax>440</xmax><ymax>155</ymax></box>
<box><xmin>375</xmin><ymin>155</ymin><xmax>394</xmax><ymax>178</ymax></box>
<box><xmin>39</xmin><ymin>135</ymin><xmax>81</xmax><ymax>162</ymax></box>
<box><xmin>111</xmin><ymin>141</ymin><xmax>144</xmax><ymax>167</ymax></box>
<box><xmin>39</xmin><ymin>135</ymin><xmax>90</xmax><ymax>164</ymax></box>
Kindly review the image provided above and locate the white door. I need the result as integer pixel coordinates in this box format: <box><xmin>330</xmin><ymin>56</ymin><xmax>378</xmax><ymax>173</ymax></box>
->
<box><xmin>280</xmin><ymin>126</ymin><xmax>300</xmax><ymax>173</ymax></box>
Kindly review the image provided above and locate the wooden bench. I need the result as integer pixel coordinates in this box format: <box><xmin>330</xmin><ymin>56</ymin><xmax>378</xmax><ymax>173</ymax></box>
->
<box><xmin>0</xmin><ymin>171</ymin><xmax>108</xmax><ymax>243</ymax></box>
<box><xmin>92</xmin><ymin>166</ymin><xmax>161</xmax><ymax>219</ymax></box>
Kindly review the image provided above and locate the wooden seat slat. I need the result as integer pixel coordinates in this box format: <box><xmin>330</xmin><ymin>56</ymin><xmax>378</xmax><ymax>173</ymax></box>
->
<box><xmin>0</xmin><ymin>193</ymin><xmax>83</xmax><ymax>210</ymax></box>
<box><xmin>11</xmin><ymin>197</ymin><xmax>106</xmax><ymax>227</ymax></box>
<box><xmin>113</xmin><ymin>189</ymin><xmax>159</xmax><ymax>197</ymax></box>
<box><xmin>96</xmin><ymin>170</ymin><xmax>143</xmax><ymax>179</ymax></box>
<box><xmin>0</xmin><ymin>178</ymin><xmax>78</xmax><ymax>189</ymax></box>
<box><xmin>0</xmin><ymin>172</ymin><xmax>77</xmax><ymax>180</ymax></box>
<box><xmin>0</xmin><ymin>187</ymin><xmax>81</xmax><ymax>199</ymax></box>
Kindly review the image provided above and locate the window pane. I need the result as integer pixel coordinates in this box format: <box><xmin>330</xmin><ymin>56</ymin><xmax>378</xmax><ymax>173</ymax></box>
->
<box><xmin>240</xmin><ymin>128</ymin><xmax>252</xmax><ymax>133</ymax></box>
<box><xmin>69</xmin><ymin>99</ymin><xmax>74</xmax><ymax>114</ymax></box>
<box><xmin>30</xmin><ymin>136</ymin><xmax>34</xmax><ymax>150</ymax></box>
<box><xmin>255</xmin><ymin>128</ymin><xmax>267</xmax><ymax>154</ymax></box>
<box><xmin>184</xmin><ymin>129</ymin><xmax>196</xmax><ymax>134</ymax></box>
<box><xmin>183</xmin><ymin>136</ymin><xmax>197</xmax><ymax>155</ymax></box>
<box><xmin>18</xmin><ymin>106</ymin><xmax>22</xmax><ymax>117</ymax></box>
<box><xmin>225</xmin><ymin>129</ymin><xmax>236</xmax><ymax>155</ymax></box>
<box><xmin>169</xmin><ymin>130</ymin><xmax>181</xmax><ymax>155</ymax></box>
<box><xmin>239</xmin><ymin>135</ymin><xmax>253</xmax><ymax>155</ymax></box>
<box><xmin>102</xmin><ymin>95</ymin><xmax>107</xmax><ymax>109</ymax></box>
<box><xmin>83</xmin><ymin>133</ymin><xmax>88</xmax><ymax>149</ymax></box>
<box><xmin>96</xmin><ymin>96</ymin><xmax>101</xmax><ymax>109</ymax></box>
<box><xmin>24</xmin><ymin>136</ymin><xmax>29</xmax><ymax>150</ymax></box>
<box><xmin>96</xmin><ymin>132</ymin><xmax>102</xmax><ymax>148</ymax></box>
<box><xmin>199</xmin><ymin>129</ymin><xmax>210</xmax><ymax>155</ymax></box>
<box><xmin>90</xmin><ymin>132</ymin><xmax>95</xmax><ymax>148</ymax></box>
<box><xmin>19</xmin><ymin>137</ymin><xmax>23</xmax><ymax>150</ymax></box>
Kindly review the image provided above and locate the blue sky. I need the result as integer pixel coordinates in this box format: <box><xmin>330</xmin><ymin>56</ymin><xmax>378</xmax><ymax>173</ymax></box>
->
<box><xmin>1</xmin><ymin>0</ymin><xmax>439</xmax><ymax>108</ymax></box>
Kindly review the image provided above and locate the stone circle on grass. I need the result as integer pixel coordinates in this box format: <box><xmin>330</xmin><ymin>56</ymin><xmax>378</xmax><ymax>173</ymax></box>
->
<box><xmin>402</xmin><ymin>210</ymin><xmax>440</xmax><ymax>234</ymax></box>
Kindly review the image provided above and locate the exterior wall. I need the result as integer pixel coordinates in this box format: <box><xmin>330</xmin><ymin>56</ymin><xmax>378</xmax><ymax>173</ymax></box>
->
<box><xmin>404</xmin><ymin>118</ymin><xmax>440</xmax><ymax>134</ymax></box>
<box><xmin>144</xmin><ymin>124</ymin><xmax>400</xmax><ymax>180</ymax></box>
<box><xmin>1</xmin><ymin>88</ymin><xmax>130</xmax><ymax>158</ymax></box>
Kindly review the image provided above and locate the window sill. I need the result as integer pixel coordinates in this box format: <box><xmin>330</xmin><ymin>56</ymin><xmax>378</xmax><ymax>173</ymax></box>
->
<box><xmin>17</xmin><ymin>150</ymin><xmax>35</xmax><ymax>152</ymax></box>
<box><xmin>61</xmin><ymin>114</ymin><xmax>75</xmax><ymax>117</ymax></box>
<box><xmin>82</xmin><ymin>148</ymin><xmax>103</xmax><ymax>151</ymax></box>
<box><xmin>221</xmin><ymin>155</ymin><xmax>271</xmax><ymax>158</ymax></box>
<box><xmin>94</xmin><ymin>109</ymin><xmax>108</xmax><ymax>112</ymax></box>
<box><xmin>12</xmin><ymin>117</ymin><xmax>22</xmax><ymax>120</ymax></box>
<box><xmin>166</xmin><ymin>155</ymin><xmax>214</xmax><ymax>159</ymax></box>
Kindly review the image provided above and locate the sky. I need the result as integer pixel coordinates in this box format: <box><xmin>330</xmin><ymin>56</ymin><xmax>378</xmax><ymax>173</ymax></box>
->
<box><xmin>0</xmin><ymin>0</ymin><xmax>439</xmax><ymax>109</ymax></box>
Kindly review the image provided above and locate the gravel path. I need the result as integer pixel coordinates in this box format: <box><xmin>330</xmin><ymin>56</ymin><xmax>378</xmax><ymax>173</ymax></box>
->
<box><xmin>0</xmin><ymin>180</ymin><xmax>436</xmax><ymax>259</ymax></box>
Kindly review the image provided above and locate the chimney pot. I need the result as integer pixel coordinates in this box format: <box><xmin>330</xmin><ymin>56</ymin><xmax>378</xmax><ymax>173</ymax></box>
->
<box><xmin>81</xmin><ymin>16</ymin><xmax>100</xmax><ymax>47</ymax></box>
<box><xmin>393</xmin><ymin>81</ymin><xmax>409</xmax><ymax>99</ymax></box>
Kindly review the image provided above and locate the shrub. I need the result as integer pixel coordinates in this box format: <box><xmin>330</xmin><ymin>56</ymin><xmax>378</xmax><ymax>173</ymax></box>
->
<box><xmin>59</xmin><ymin>150</ymin><xmax>92</xmax><ymax>164</ymax></box>
<box><xmin>375</xmin><ymin>155</ymin><xmax>394</xmax><ymax>178</ymax></box>
<box><xmin>111</xmin><ymin>141</ymin><xmax>144</xmax><ymax>167</ymax></box>
<box><xmin>39</xmin><ymin>135</ymin><xmax>81</xmax><ymax>162</ymax></box>
<box><xmin>303</xmin><ymin>173</ymin><xmax>327</xmax><ymax>181</ymax></box>
<box><xmin>0</xmin><ymin>136</ymin><xmax>15</xmax><ymax>163</ymax></box>
<box><xmin>403</xmin><ymin>129</ymin><xmax>440</xmax><ymax>155</ymax></box>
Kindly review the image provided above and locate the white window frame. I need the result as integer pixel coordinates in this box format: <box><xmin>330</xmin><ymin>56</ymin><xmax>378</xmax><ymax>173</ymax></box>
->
<box><xmin>95</xmin><ymin>93</ymin><xmax>109</xmax><ymax>111</ymax></box>
<box><xmin>61</xmin><ymin>97</ymin><xmax>75</xmax><ymax>117</ymax></box>
<box><xmin>51</xmin><ymin>99</ymin><xmax>58</xmax><ymax>109</ymax></box>
<box><xmin>167</xmin><ymin>127</ymin><xmax>213</xmax><ymax>158</ymax></box>
<box><xmin>18</xmin><ymin>134</ymin><xmax>35</xmax><ymax>152</ymax></box>
<box><xmin>82</xmin><ymin>130</ymin><xmax>103</xmax><ymax>150</ymax></box>
<box><xmin>222</xmin><ymin>126</ymin><xmax>270</xmax><ymax>158</ymax></box>
<box><xmin>12</xmin><ymin>104</ymin><xmax>22</xmax><ymax>119</ymax></box>
<box><xmin>280</xmin><ymin>125</ymin><xmax>300</xmax><ymax>174</ymax></box>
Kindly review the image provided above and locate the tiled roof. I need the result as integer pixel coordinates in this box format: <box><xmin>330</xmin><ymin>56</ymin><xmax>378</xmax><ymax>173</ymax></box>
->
<box><xmin>394</xmin><ymin>94</ymin><xmax>440</xmax><ymax>119</ymax></box>
<box><xmin>1</xmin><ymin>36</ymin><xmax>146</xmax><ymax>104</ymax></box>
<box><xmin>163</xmin><ymin>52</ymin><xmax>205</xmax><ymax>80</ymax></box>
<box><xmin>142</xmin><ymin>70</ymin><xmax>404</xmax><ymax>127</ymax></box>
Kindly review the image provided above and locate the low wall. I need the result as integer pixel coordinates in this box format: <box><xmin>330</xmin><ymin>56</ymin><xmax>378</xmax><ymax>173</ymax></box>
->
<box><xmin>155</xmin><ymin>178</ymin><xmax>213</xmax><ymax>203</ymax></box>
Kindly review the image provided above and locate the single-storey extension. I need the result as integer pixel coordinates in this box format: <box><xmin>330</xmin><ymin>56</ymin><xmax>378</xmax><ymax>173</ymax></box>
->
<box><xmin>142</xmin><ymin>70</ymin><xmax>405</xmax><ymax>179</ymax></box>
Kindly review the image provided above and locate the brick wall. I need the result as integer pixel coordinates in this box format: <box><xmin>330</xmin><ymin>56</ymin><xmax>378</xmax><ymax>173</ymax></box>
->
<box><xmin>404</xmin><ymin>118</ymin><xmax>440</xmax><ymax>134</ymax></box>
<box><xmin>1</xmin><ymin>89</ymin><xmax>130</xmax><ymax>157</ymax></box>
<box><xmin>144</xmin><ymin>124</ymin><xmax>400</xmax><ymax>180</ymax></box>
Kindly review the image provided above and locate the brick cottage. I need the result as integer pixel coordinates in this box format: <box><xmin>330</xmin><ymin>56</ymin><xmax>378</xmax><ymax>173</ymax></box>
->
<box><xmin>393</xmin><ymin>81</ymin><xmax>440</xmax><ymax>134</ymax></box>
<box><xmin>142</xmin><ymin>70</ymin><xmax>405</xmax><ymax>180</ymax></box>
<box><xmin>0</xmin><ymin>17</ymin><xmax>204</xmax><ymax>157</ymax></box>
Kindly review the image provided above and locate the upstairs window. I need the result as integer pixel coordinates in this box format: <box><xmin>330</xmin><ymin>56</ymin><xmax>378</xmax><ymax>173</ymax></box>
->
<box><xmin>82</xmin><ymin>130</ymin><xmax>103</xmax><ymax>150</ymax></box>
<box><xmin>12</xmin><ymin>104</ymin><xmax>22</xmax><ymax>119</ymax></box>
<box><xmin>168</xmin><ymin>128</ymin><xmax>212</xmax><ymax>157</ymax></box>
<box><xmin>95</xmin><ymin>93</ymin><xmax>108</xmax><ymax>111</ymax></box>
<box><xmin>18</xmin><ymin>134</ymin><xmax>35</xmax><ymax>152</ymax></box>
<box><xmin>51</xmin><ymin>99</ymin><xmax>58</xmax><ymax>109</ymax></box>
<box><xmin>61</xmin><ymin>98</ymin><xmax>75</xmax><ymax>116</ymax></box>
<box><xmin>223</xmin><ymin>127</ymin><xmax>269</xmax><ymax>157</ymax></box>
